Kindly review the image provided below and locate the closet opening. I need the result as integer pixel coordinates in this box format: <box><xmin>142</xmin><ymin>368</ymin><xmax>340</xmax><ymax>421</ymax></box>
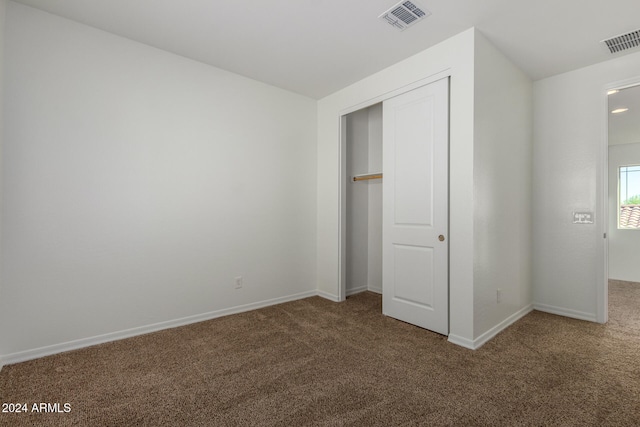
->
<box><xmin>341</xmin><ymin>103</ymin><xmax>383</xmax><ymax>300</ymax></box>
<box><xmin>338</xmin><ymin>78</ymin><xmax>449</xmax><ymax>333</ymax></box>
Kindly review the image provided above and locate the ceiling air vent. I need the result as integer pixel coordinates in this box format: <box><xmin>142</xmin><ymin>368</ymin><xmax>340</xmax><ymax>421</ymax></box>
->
<box><xmin>379</xmin><ymin>1</ymin><xmax>431</xmax><ymax>32</ymax></box>
<box><xmin>602</xmin><ymin>29</ymin><xmax>640</xmax><ymax>53</ymax></box>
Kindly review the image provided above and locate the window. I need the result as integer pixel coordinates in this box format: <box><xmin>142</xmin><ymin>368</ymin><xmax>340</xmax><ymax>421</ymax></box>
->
<box><xmin>618</xmin><ymin>165</ymin><xmax>640</xmax><ymax>229</ymax></box>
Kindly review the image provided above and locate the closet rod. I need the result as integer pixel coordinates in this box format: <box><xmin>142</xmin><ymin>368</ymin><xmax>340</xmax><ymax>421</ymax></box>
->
<box><xmin>352</xmin><ymin>173</ymin><xmax>383</xmax><ymax>182</ymax></box>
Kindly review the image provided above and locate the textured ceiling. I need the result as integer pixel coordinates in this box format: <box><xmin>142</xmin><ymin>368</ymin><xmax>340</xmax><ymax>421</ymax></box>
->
<box><xmin>9</xmin><ymin>0</ymin><xmax>640</xmax><ymax>99</ymax></box>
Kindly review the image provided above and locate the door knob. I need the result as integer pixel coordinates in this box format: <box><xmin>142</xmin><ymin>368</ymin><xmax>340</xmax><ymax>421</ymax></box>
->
<box><xmin>438</xmin><ymin>235</ymin><xmax>445</xmax><ymax>242</ymax></box>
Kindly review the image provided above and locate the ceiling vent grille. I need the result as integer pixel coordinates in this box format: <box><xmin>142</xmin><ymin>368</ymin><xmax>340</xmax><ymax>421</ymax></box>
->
<box><xmin>379</xmin><ymin>1</ymin><xmax>431</xmax><ymax>31</ymax></box>
<box><xmin>602</xmin><ymin>29</ymin><xmax>640</xmax><ymax>53</ymax></box>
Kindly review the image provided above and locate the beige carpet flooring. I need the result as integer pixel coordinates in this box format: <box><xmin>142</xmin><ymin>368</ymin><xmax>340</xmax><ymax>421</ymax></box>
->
<box><xmin>1</xmin><ymin>281</ymin><xmax>639</xmax><ymax>426</ymax></box>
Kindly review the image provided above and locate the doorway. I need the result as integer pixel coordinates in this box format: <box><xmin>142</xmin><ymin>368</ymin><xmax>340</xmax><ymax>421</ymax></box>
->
<box><xmin>606</xmin><ymin>82</ymin><xmax>640</xmax><ymax>324</ymax></box>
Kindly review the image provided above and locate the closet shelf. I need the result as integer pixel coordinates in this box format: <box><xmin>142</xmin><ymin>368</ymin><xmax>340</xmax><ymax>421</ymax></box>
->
<box><xmin>352</xmin><ymin>173</ymin><xmax>383</xmax><ymax>182</ymax></box>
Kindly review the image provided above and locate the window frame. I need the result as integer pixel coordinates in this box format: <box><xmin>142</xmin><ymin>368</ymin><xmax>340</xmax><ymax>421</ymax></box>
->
<box><xmin>617</xmin><ymin>164</ymin><xmax>640</xmax><ymax>230</ymax></box>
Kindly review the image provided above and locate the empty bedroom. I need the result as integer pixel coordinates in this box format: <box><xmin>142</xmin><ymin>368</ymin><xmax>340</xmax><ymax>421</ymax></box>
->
<box><xmin>1</xmin><ymin>0</ymin><xmax>640</xmax><ymax>425</ymax></box>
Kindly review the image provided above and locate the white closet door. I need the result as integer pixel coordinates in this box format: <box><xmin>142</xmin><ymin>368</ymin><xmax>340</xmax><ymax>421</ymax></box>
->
<box><xmin>382</xmin><ymin>78</ymin><xmax>449</xmax><ymax>335</ymax></box>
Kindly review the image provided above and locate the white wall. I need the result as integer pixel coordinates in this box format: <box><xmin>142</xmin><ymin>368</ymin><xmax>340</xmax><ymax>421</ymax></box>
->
<box><xmin>0</xmin><ymin>0</ymin><xmax>6</xmax><ymax>370</ymax></box>
<box><xmin>473</xmin><ymin>33</ymin><xmax>533</xmax><ymax>339</ymax></box>
<box><xmin>317</xmin><ymin>29</ymin><xmax>476</xmax><ymax>344</ymax></box>
<box><xmin>608</xmin><ymin>143</ymin><xmax>640</xmax><ymax>282</ymax></box>
<box><xmin>533</xmin><ymin>50</ymin><xmax>640</xmax><ymax>322</ymax></box>
<box><xmin>0</xmin><ymin>3</ymin><xmax>317</xmax><ymax>362</ymax></box>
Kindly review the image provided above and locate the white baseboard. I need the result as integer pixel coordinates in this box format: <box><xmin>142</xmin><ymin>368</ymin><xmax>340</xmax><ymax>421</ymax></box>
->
<box><xmin>448</xmin><ymin>304</ymin><xmax>533</xmax><ymax>350</ymax></box>
<box><xmin>324</xmin><ymin>286</ymin><xmax>381</xmax><ymax>298</ymax></box>
<box><xmin>472</xmin><ymin>304</ymin><xmax>534</xmax><ymax>349</ymax></box>
<box><xmin>1</xmin><ymin>291</ymin><xmax>546</xmax><ymax>365</ymax></box>
<box><xmin>1</xmin><ymin>290</ymin><xmax>317</xmax><ymax>366</ymax></box>
<box><xmin>316</xmin><ymin>290</ymin><xmax>341</xmax><ymax>302</ymax></box>
<box><xmin>346</xmin><ymin>286</ymin><xmax>367</xmax><ymax>296</ymax></box>
<box><xmin>447</xmin><ymin>334</ymin><xmax>475</xmax><ymax>349</ymax></box>
<box><xmin>533</xmin><ymin>303</ymin><xmax>597</xmax><ymax>322</ymax></box>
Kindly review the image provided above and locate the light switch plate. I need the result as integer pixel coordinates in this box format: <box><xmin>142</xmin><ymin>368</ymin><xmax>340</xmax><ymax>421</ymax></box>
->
<box><xmin>573</xmin><ymin>211</ymin><xmax>594</xmax><ymax>224</ymax></box>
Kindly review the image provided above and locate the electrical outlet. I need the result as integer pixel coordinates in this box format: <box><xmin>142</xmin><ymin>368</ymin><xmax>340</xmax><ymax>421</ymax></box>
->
<box><xmin>496</xmin><ymin>289</ymin><xmax>502</xmax><ymax>303</ymax></box>
<box><xmin>235</xmin><ymin>276</ymin><xmax>243</xmax><ymax>289</ymax></box>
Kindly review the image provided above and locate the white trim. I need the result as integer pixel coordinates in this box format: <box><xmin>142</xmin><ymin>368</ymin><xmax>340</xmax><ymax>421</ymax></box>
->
<box><xmin>448</xmin><ymin>305</ymin><xmax>533</xmax><ymax>350</ymax></box>
<box><xmin>605</xmin><ymin>77</ymin><xmax>640</xmax><ymax>92</ymax></box>
<box><xmin>317</xmin><ymin>290</ymin><xmax>341</xmax><ymax>302</ymax></box>
<box><xmin>339</xmin><ymin>69</ymin><xmax>451</xmax><ymax>116</ymax></box>
<box><xmin>368</xmin><ymin>286</ymin><xmax>382</xmax><ymax>295</ymax></box>
<box><xmin>1</xmin><ymin>290</ymin><xmax>317</xmax><ymax>366</ymax></box>
<box><xmin>472</xmin><ymin>305</ymin><xmax>534</xmax><ymax>349</ymax></box>
<box><xmin>338</xmin><ymin>115</ymin><xmax>348</xmax><ymax>303</ymax></box>
<box><xmin>346</xmin><ymin>286</ymin><xmax>368</xmax><ymax>296</ymax></box>
<box><xmin>599</xmin><ymin>83</ymin><xmax>608</xmax><ymax>324</ymax></box>
<box><xmin>447</xmin><ymin>334</ymin><xmax>475</xmax><ymax>350</ymax></box>
<box><xmin>533</xmin><ymin>303</ymin><xmax>597</xmax><ymax>322</ymax></box>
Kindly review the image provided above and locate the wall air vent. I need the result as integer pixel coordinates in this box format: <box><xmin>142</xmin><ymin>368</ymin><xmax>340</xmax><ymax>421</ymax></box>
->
<box><xmin>379</xmin><ymin>1</ymin><xmax>431</xmax><ymax>32</ymax></box>
<box><xmin>602</xmin><ymin>29</ymin><xmax>640</xmax><ymax>53</ymax></box>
